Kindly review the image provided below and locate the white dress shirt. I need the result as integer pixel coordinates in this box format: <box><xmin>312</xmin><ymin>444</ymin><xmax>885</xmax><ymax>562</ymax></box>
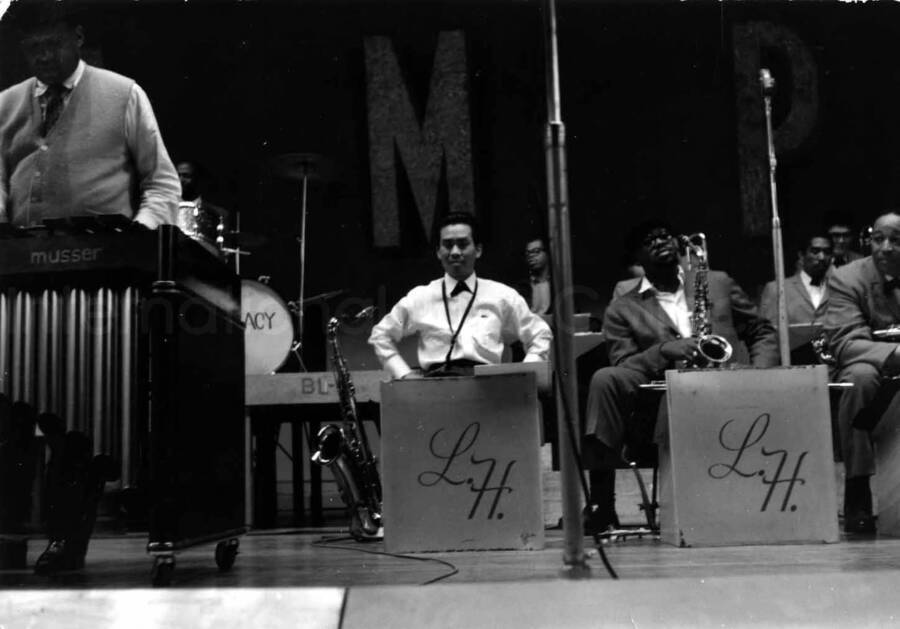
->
<box><xmin>369</xmin><ymin>272</ymin><xmax>553</xmax><ymax>379</ymax></box>
<box><xmin>4</xmin><ymin>59</ymin><xmax>180</xmax><ymax>229</ymax></box>
<box><xmin>638</xmin><ymin>270</ymin><xmax>693</xmax><ymax>338</ymax></box>
<box><xmin>799</xmin><ymin>270</ymin><xmax>826</xmax><ymax>309</ymax></box>
<box><xmin>529</xmin><ymin>278</ymin><xmax>551</xmax><ymax>314</ymax></box>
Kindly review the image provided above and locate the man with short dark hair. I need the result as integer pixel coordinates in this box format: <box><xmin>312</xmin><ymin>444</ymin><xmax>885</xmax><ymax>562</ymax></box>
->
<box><xmin>759</xmin><ymin>234</ymin><xmax>833</xmax><ymax>365</ymax></box>
<box><xmin>826</xmin><ymin>210</ymin><xmax>900</xmax><ymax>534</ymax></box>
<box><xmin>0</xmin><ymin>2</ymin><xmax>179</xmax><ymax>228</ymax></box>
<box><xmin>583</xmin><ymin>219</ymin><xmax>778</xmax><ymax>532</ymax></box>
<box><xmin>826</xmin><ymin>214</ymin><xmax>863</xmax><ymax>268</ymax></box>
<box><xmin>370</xmin><ymin>212</ymin><xmax>552</xmax><ymax>378</ymax></box>
<box><xmin>521</xmin><ymin>236</ymin><xmax>552</xmax><ymax>315</ymax></box>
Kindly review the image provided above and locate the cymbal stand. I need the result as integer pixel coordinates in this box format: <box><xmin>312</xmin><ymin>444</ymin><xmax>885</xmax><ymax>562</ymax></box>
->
<box><xmin>293</xmin><ymin>169</ymin><xmax>311</xmax><ymax>372</ymax></box>
<box><xmin>220</xmin><ymin>212</ymin><xmax>250</xmax><ymax>275</ymax></box>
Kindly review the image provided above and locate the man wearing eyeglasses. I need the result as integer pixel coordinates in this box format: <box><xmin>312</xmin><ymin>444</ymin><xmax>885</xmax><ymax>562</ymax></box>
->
<box><xmin>826</xmin><ymin>217</ymin><xmax>864</xmax><ymax>269</ymax></box>
<box><xmin>521</xmin><ymin>236</ymin><xmax>552</xmax><ymax>315</ymax></box>
<box><xmin>826</xmin><ymin>210</ymin><xmax>900</xmax><ymax>534</ymax></box>
<box><xmin>582</xmin><ymin>219</ymin><xmax>778</xmax><ymax>534</ymax></box>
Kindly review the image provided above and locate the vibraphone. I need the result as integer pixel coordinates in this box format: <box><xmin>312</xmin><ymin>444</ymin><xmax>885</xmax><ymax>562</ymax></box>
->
<box><xmin>0</xmin><ymin>221</ymin><xmax>246</xmax><ymax>585</ymax></box>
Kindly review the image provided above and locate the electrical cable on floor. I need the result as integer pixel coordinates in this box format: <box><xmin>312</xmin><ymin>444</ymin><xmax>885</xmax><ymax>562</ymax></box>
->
<box><xmin>312</xmin><ymin>535</ymin><xmax>459</xmax><ymax>585</ymax></box>
<box><xmin>551</xmin><ymin>340</ymin><xmax>619</xmax><ymax>580</ymax></box>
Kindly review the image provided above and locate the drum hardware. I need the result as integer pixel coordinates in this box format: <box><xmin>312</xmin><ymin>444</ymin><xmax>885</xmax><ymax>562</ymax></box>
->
<box><xmin>270</xmin><ymin>152</ymin><xmax>332</xmax><ymax>371</ymax></box>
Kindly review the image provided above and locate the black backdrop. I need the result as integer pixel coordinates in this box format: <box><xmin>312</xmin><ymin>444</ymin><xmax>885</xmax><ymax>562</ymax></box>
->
<box><xmin>3</xmin><ymin>0</ymin><xmax>900</xmax><ymax>369</ymax></box>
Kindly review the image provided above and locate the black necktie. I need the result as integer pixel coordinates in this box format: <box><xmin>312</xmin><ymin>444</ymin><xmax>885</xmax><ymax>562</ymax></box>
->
<box><xmin>884</xmin><ymin>278</ymin><xmax>900</xmax><ymax>294</ymax></box>
<box><xmin>41</xmin><ymin>84</ymin><xmax>69</xmax><ymax>137</ymax></box>
<box><xmin>450</xmin><ymin>282</ymin><xmax>470</xmax><ymax>297</ymax></box>
<box><xmin>810</xmin><ymin>276</ymin><xmax>824</xmax><ymax>287</ymax></box>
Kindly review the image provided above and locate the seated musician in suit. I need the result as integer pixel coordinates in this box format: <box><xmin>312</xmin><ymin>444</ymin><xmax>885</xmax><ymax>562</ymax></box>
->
<box><xmin>369</xmin><ymin>212</ymin><xmax>552</xmax><ymax>379</ymax></box>
<box><xmin>518</xmin><ymin>235</ymin><xmax>553</xmax><ymax>315</ymax></box>
<box><xmin>759</xmin><ymin>234</ymin><xmax>833</xmax><ymax>365</ymax></box>
<box><xmin>583</xmin><ymin>219</ymin><xmax>779</xmax><ymax>532</ymax></box>
<box><xmin>825</xmin><ymin>210</ymin><xmax>900</xmax><ymax>534</ymax></box>
<box><xmin>0</xmin><ymin>2</ymin><xmax>179</xmax><ymax>229</ymax></box>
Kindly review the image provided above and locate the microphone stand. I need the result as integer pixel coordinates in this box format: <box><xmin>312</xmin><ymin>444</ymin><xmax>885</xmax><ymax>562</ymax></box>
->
<box><xmin>761</xmin><ymin>68</ymin><xmax>791</xmax><ymax>366</ymax></box>
<box><xmin>542</xmin><ymin>0</ymin><xmax>589</xmax><ymax>577</ymax></box>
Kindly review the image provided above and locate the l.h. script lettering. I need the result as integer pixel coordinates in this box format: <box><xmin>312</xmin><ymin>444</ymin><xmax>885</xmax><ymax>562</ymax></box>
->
<box><xmin>417</xmin><ymin>422</ymin><xmax>516</xmax><ymax>520</ymax></box>
<box><xmin>243</xmin><ymin>311</ymin><xmax>278</xmax><ymax>330</ymax></box>
<box><xmin>707</xmin><ymin>413</ymin><xmax>809</xmax><ymax>512</ymax></box>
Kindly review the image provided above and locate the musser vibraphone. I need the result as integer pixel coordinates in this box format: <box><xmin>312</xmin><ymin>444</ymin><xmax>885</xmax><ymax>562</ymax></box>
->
<box><xmin>0</xmin><ymin>219</ymin><xmax>246</xmax><ymax>585</ymax></box>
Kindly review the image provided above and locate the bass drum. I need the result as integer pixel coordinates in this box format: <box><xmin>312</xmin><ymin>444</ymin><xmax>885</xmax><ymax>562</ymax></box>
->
<box><xmin>242</xmin><ymin>280</ymin><xmax>294</xmax><ymax>374</ymax></box>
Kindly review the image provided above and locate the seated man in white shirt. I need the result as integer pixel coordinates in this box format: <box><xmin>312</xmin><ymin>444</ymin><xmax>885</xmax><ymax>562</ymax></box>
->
<box><xmin>369</xmin><ymin>212</ymin><xmax>553</xmax><ymax>379</ymax></box>
<box><xmin>759</xmin><ymin>234</ymin><xmax>833</xmax><ymax>365</ymax></box>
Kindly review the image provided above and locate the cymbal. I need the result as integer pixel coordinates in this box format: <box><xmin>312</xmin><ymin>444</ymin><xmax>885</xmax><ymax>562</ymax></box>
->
<box><xmin>201</xmin><ymin>200</ymin><xmax>230</xmax><ymax>217</ymax></box>
<box><xmin>227</xmin><ymin>231</ymin><xmax>268</xmax><ymax>248</ymax></box>
<box><xmin>270</xmin><ymin>152</ymin><xmax>331</xmax><ymax>182</ymax></box>
<box><xmin>301</xmin><ymin>289</ymin><xmax>346</xmax><ymax>306</ymax></box>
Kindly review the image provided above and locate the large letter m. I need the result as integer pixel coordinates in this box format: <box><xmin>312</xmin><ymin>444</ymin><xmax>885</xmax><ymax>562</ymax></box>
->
<box><xmin>365</xmin><ymin>30</ymin><xmax>475</xmax><ymax>247</ymax></box>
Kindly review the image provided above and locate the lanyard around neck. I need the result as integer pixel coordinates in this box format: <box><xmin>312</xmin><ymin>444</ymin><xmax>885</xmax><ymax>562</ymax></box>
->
<box><xmin>441</xmin><ymin>279</ymin><xmax>478</xmax><ymax>363</ymax></box>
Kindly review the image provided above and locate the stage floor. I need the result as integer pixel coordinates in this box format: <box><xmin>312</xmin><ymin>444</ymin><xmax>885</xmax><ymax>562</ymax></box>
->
<box><xmin>2</xmin><ymin>525</ymin><xmax>900</xmax><ymax>589</ymax></box>
<box><xmin>3</xmin><ymin>527</ymin><xmax>900</xmax><ymax>628</ymax></box>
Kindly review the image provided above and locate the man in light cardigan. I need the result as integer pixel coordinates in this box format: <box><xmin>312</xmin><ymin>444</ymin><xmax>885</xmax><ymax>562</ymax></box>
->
<box><xmin>0</xmin><ymin>2</ymin><xmax>179</xmax><ymax>229</ymax></box>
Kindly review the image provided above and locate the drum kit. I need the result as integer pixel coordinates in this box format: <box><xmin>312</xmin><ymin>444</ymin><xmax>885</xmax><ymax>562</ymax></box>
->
<box><xmin>176</xmin><ymin>152</ymin><xmax>342</xmax><ymax>375</ymax></box>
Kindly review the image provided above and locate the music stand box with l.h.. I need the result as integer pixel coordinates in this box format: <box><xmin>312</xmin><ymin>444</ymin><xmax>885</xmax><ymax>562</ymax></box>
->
<box><xmin>380</xmin><ymin>373</ymin><xmax>544</xmax><ymax>553</ymax></box>
<box><xmin>660</xmin><ymin>365</ymin><xmax>839</xmax><ymax>547</ymax></box>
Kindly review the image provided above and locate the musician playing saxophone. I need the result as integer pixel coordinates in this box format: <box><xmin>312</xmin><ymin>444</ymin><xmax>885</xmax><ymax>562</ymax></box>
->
<box><xmin>582</xmin><ymin>219</ymin><xmax>778</xmax><ymax>534</ymax></box>
<box><xmin>825</xmin><ymin>210</ymin><xmax>900</xmax><ymax>535</ymax></box>
<box><xmin>369</xmin><ymin>212</ymin><xmax>552</xmax><ymax>379</ymax></box>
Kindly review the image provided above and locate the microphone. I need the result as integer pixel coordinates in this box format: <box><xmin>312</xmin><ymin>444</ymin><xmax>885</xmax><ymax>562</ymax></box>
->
<box><xmin>759</xmin><ymin>68</ymin><xmax>776</xmax><ymax>96</ymax></box>
<box><xmin>339</xmin><ymin>305</ymin><xmax>376</xmax><ymax>323</ymax></box>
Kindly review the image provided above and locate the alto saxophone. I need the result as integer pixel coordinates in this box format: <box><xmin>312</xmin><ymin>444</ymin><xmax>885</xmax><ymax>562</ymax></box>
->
<box><xmin>311</xmin><ymin>312</ymin><xmax>384</xmax><ymax>541</ymax></box>
<box><xmin>679</xmin><ymin>233</ymin><xmax>733</xmax><ymax>367</ymax></box>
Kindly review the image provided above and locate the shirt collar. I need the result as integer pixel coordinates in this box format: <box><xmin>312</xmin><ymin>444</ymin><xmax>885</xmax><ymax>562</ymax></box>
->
<box><xmin>799</xmin><ymin>269</ymin><xmax>824</xmax><ymax>288</ymax></box>
<box><xmin>34</xmin><ymin>59</ymin><xmax>85</xmax><ymax>97</ymax></box>
<box><xmin>444</xmin><ymin>272</ymin><xmax>477</xmax><ymax>293</ymax></box>
<box><xmin>638</xmin><ymin>266</ymin><xmax>685</xmax><ymax>295</ymax></box>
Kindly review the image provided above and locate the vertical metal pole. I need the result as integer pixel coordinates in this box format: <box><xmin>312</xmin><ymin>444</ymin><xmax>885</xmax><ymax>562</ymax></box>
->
<box><xmin>298</xmin><ymin>174</ymin><xmax>309</xmax><ymax>359</ymax></box>
<box><xmin>761</xmin><ymin>69</ymin><xmax>790</xmax><ymax>366</ymax></box>
<box><xmin>543</xmin><ymin>0</ymin><xmax>589</xmax><ymax>576</ymax></box>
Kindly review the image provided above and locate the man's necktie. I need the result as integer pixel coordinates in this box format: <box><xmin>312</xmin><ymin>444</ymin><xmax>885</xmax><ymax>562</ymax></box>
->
<box><xmin>41</xmin><ymin>84</ymin><xmax>69</xmax><ymax>137</ymax></box>
<box><xmin>884</xmin><ymin>278</ymin><xmax>900</xmax><ymax>294</ymax></box>
<box><xmin>450</xmin><ymin>282</ymin><xmax>470</xmax><ymax>297</ymax></box>
<box><xmin>810</xmin><ymin>276</ymin><xmax>824</xmax><ymax>287</ymax></box>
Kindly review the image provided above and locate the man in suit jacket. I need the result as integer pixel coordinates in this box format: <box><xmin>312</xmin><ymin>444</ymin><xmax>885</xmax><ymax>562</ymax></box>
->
<box><xmin>760</xmin><ymin>235</ymin><xmax>833</xmax><ymax>365</ymax></box>
<box><xmin>826</xmin><ymin>211</ymin><xmax>900</xmax><ymax>534</ymax></box>
<box><xmin>517</xmin><ymin>236</ymin><xmax>553</xmax><ymax>315</ymax></box>
<box><xmin>583</xmin><ymin>220</ymin><xmax>779</xmax><ymax>532</ymax></box>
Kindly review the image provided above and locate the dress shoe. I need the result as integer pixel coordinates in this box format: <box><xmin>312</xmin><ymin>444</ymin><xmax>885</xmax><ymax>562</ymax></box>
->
<box><xmin>34</xmin><ymin>539</ymin><xmax>84</xmax><ymax>575</ymax></box>
<box><xmin>843</xmin><ymin>512</ymin><xmax>877</xmax><ymax>535</ymax></box>
<box><xmin>583</xmin><ymin>504</ymin><xmax>620</xmax><ymax>535</ymax></box>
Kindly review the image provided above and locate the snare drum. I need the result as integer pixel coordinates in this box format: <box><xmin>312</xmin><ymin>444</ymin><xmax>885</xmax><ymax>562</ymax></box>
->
<box><xmin>242</xmin><ymin>280</ymin><xmax>294</xmax><ymax>374</ymax></box>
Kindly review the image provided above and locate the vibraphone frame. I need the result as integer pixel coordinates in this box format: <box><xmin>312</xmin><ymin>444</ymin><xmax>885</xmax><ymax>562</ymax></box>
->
<box><xmin>0</xmin><ymin>224</ymin><xmax>246</xmax><ymax>586</ymax></box>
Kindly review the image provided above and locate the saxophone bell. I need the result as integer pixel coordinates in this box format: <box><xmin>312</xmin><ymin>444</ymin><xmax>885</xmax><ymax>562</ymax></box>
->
<box><xmin>694</xmin><ymin>334</ymin><xmax>733</xmax><ymax>366</ymax></box>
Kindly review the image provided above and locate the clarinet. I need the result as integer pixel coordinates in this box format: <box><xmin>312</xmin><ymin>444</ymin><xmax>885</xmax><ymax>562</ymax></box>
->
<box><xmin>311</xmin><ymin>312</ymin><xmax>383</xmax><ymax>541</ymax></box>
